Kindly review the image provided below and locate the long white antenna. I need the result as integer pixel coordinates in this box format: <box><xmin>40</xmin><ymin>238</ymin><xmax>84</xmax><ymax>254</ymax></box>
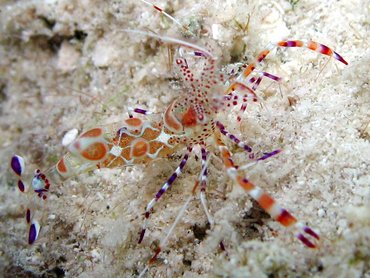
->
<box><xmin>123</xmin><ymin>29</ymin><xmax>214</xmax><ymax>58</ymax></box>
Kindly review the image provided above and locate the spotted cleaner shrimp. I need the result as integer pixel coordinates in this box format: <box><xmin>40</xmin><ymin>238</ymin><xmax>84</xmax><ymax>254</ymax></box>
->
<box><xmin>9</xmin><ymin>1</ymin><xmax>348</xmax><ymax>276</ymax></box>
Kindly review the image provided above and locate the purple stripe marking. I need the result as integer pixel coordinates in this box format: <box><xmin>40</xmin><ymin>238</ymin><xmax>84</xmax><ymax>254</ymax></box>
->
<box><xmin>134</xmin><ymin>108</ymin><xmax>147</xmax><ymax>114</ymax></box>
<box><xmin>229</xmin><ymin>134</ymin><xmax>240</xmax><ymax>144</ymax></box>
<box><xmin>164</xmin><ymin>172</ymin><xmax>179</xmax><ymax>192</ymax></box>
<box><xmin>244</xmin><ymin>145</ymin><xmax>252</xmax><ymax>152</ymax></box>
<box><xmin>287</xmin><ymin>41</ymin><xmax>297</xmax><ymax>47</ymax></box>
<box><xmin>28</xmin><ymin>224</ymin><xmax>38</xmax><ymax>244</ymax></box>
<box><xmin>217</xmin><ymin>121</ymin><xmax>253</xmax><ymax>152</ymax></box>
<box><xmin>242</xmin><ymin>178</ymin><xmax>249</xmax><ymax>183</ymax></box>
<box><xmin>138</xmin><ymin>229</ymin><xmax>146</xmax><ymax>244</ymax></box>
<box><xmin>18</xmin><ymin>180</ymin><xmax>25</xmax><ymax>192</ymax></box>
<box><xmin>155</xmin><ymin>187</ymin><xmax>167</xmax><ymax>199</ymax></box>
<box><xmin>252</xmin><ymin>77</ymin><xmax>262</xmax><ymax>90</ymax></box>
<box><xmin>202</xmin><ymin>153</ymin><xmax>207</xmax><ymax>161</ymax></box>
<box><xmin>263</xmin><ymin>72</ymin><xmax>281</xmax><ymax>81</ymax></box>
<box><xmin>26</xmin><ymin>209</ymin><xmax>31</xmax><ymax>223</ymax></box>
<box><xmin>179</xmin><ymin>156</ymin><xmax>189</xmax><ymax>168</ymax></box>
<box><xmin>216</xmin><ymin>121</ymin><xmax>224</xmax><ymax>128</ymax></box>
<box><xmin>304</xmin><ymin>226</ymin><xmax>320</xmax><ymax>240</ymax></box>
<box><xmin>154</xmin><ymin>150</ymin><xmax>191</xmax><ymax>199</ymax></box>
<box><xmin>194</xmin><ymin>51</ymin><xmax>204</xmax><ymax>57</ymax></box>
<box><xmin>10</xmin><ymin>156</ymin><xmax>22</xmax><ymax>176</ymax></box>
<box><xmin>201</xmin><ymin>148</ymin><xmax>208</xmax><ymax>181</ymax></box>
<box><xmin>219</xmin><ymin>241</ymin><xmax>226</xmax><ymax>251</ymax></box>
<box><xmin>297</xmin><ymin>234</ymin><xmax>315</xmax><ymax>248</ymax></box>
<box><xmin>217</xmin><ymin>125</ymin><xmax>227</xmax><ymax>135</ymax></box>
<box><xmin>35</xmin><ymin>189</ymin><xmax>47</xmax><ymax>193</ymax></box>
<box><xmin>257</xmin><ymin>149</ymin><xmax>281</xmax><ymax>161</ymax></box>
<box><xmin>333</xmin><ymin>51</ymin><xmax>348</xmax><ymax>65</ymax></box>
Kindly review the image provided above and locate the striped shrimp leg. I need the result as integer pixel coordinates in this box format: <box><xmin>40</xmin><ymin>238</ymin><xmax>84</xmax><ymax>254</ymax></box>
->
<box><xmin>277</xmin><ymin>40</ymin><xmax>348</xmax><ymax>65</ymax></box>
<box><xmin>213</xmin><ymin>132</ymin><xmax>320</xmax><ymax>248</ymax></box>
<box><xmin>199</xmin><ymin>147</ymin><xmax>228</xmax><ymax>252</ymax></box>
<box><xmin>216</xmin><ymin>121</ymin><xmax>282</xmax><ymax>162</ymax></box>
<box><xmin>139</xmin><ymin>179</ymin><xmax>200</xmax><ymax>278</ymax></box>
<box><xmin>240</xmin><ymin>40</ymin><xmax>348</xmax><ymax>80</ymax></box>
<box><xmin>139</xmin><ymin>148</ymin><xmax>216</xmax><ymax>276</ymax></box>
<box><xmin>248</xmin><ymin>71</ymin><xmax>282</xmax><ymax>91</ymax></box>
<box><xmin>138</xmin><ymin>147</ymin><xmax>193</xmax><ymax>243</ymax></box>
<box><xmin>216</xmin><ymin>121</ymin><xmax>253</xmax><ymax>154</ymax></box>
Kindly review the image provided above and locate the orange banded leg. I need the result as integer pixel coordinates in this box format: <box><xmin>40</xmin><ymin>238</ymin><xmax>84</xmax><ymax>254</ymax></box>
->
<box><xmin>241</xmin><ymin>40</ymin><xmax>348</xmax><ymax>80</ymax></box>
<box><xmin>214</xmin><ymin>134</ymin><xmax>320</xmax><ymax>248</ymax></box>
<box><xmin>277</xmin><ymin>40</ymin><xmax>348</xmax><ymax>65</ymax></box>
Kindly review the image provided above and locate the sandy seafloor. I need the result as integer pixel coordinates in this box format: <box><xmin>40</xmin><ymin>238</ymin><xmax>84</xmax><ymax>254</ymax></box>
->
<box><xmin>0</xmin><ymin>0</ymin><xmax>369</xmax><ymax>277</ymax></box>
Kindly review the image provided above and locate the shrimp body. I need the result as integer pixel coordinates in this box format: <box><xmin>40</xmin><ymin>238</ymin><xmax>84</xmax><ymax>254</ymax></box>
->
<box><xmin>37</xmin><ymin>116</ymin><xmax>186</xmax><ymax>191</ymax></box>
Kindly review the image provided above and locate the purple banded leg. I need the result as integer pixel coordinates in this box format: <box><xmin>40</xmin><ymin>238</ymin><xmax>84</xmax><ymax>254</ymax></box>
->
<box><xmin>216</xmin><ymin>121</ymin><xmax>281</xmax><ymax>167</ymax></box>
<box><xmin>256</xmin><ymin>150</ymin><xmax>282</xmax><ymax>161</ymax></box>
<box><xmin>247</xmin><ymin>71</ymin><xmax>282</xmax><ymax>91</ymax></box>
<box><xmin>139</xmin><ymin>148</ymin><xmax>216</xmax><ymax>275</ymax></box>
<box><xmin>216</xmin><ymin>121</ymin><xmax>253</xmax><ymax>154</ymax></box>
<box><xmin>238</xmin><ymin>149</ymin><xmax>282</xmax><ymax>171</ymax></box>
<box><xmin>199</xmin><ymin>147</ymin><xmax>227</xmax><ymax>252</ymax></box>
<box><xmin>138</xmin><ymin>147</ymin><xmax>193</xmax><ymax>243</ymax></box>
